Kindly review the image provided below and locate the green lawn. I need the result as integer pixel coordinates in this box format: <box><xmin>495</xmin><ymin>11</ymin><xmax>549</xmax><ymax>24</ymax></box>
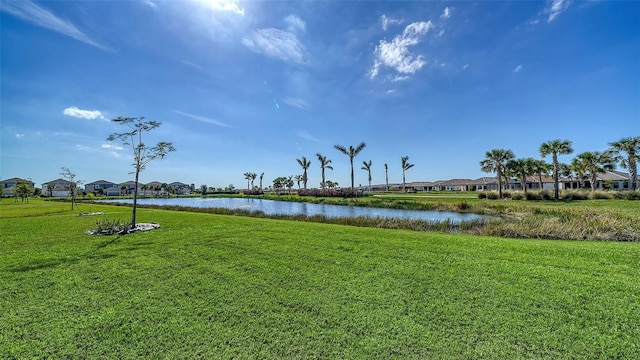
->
<box><xmin>1</xmin><ymin>200</ymin><xmax>639</xmax><ymax>358</ymax></box>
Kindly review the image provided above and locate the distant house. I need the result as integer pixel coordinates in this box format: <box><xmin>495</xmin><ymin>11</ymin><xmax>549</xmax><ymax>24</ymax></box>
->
<box><xmin>41</xmin><ymin>178</ymin><xmax>73</xmax><ymax>197</ymax></box>
<box><xmin>170</xmin><ymin>181</ymin><xmax>190</xmax><ymax>195</ymax></box>
<box><xmin>119</xmin><ymin>181</ymin><xmax>139</xmax><ymax>195</ymax></box>
<box><xmin>85</xmin><ymin>180</ymin><xmax>120</xmax><ymax>196</ymax></box>
<box><xmin>1</xmin><ymin>178</ymin><xmax>35</xmax><ymax>197</ymax></box>
<box><xmin>562</xmin><ymin>170</ymin><xmax>634</xmax><ymax>191</ymax></box>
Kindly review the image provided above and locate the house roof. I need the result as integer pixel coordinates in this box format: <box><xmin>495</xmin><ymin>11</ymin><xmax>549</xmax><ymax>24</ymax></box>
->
<box><xmin>42</xmin><ymin>178</ymin><xmax>72</xmax><ymax>185</ymax></box>
<box><xmin>1</xmin><ymin>177</ymin><xmax>34</xmax><ymax>185</ymax></box>
<box><xmin>86</xmin><ymin>180</ymin><xmax>116</xmax><ymax>186</ymax></box>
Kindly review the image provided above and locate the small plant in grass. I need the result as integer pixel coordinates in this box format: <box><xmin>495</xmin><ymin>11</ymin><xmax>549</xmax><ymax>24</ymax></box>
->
<box><xmin>477</xmin><ymin>192</ymin><xmax>487</xmax><ymax>199</ymax></box>
<box><xmin>457</xmin><ymin>201</ymin><xmax>471</xmax><ymax>210</ymax></box>
<box><xmin>89</xmin><ymin>218</ymin><xmax>128</xmax><ymax>235</ymax></box>
<box><xmin>511</xmin><ymin>191</ymin><xmax>526</xmax><ymax>200</ymax></box>
<box><xmin>592</xmin><ymin>190</ymin><xmax>612</xmax><ymax>200</ymax></box>
<box><xmin>487</xmin><ymin>191</ymin><xmax>500</xmax><ymax>200</ymax></box>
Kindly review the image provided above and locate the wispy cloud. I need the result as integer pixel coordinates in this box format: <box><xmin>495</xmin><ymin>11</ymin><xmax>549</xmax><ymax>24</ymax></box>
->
<box><xmin>296</xmin><ymin>130</ymin><xmax>323</xmax><ymax>143</ymax></box>
<box><xmin>101</xmin><ymin>144</ymin><xmax>123</xmax><ymax>151</ymax></box>
<box><xmin>380</xmin><ymin>14</ymin><xmax>403</xmax><ymax>31</ymax></box>
<box><xmin>242</xmin><ymin>28</ymin><xmax>307</xmax><ymax>65</ymax></box>
<box><xmin>63</xmin><ymin>106</ymin><xmax>106</xmax><ymax>120</ymax></box>
<box><xmin>174</xmin><ymin>110</ymin><xmax>231</xmax><ymax>128</ymax></box>
<box><xmin>0</xmin><ymin>0</ymin><xmax>110</xmax><ymax>51</ymax></box>
<box><xmin>282</xmin><ymin>97</ymin><xmax>310</xmax><ymax>110</ymax></box>
<box><xmin>463</xmin><ymin>64</ymin><xmax>470</xmax><ymax>70</ymax></box>
<box><xmin>441</xmin><ymin>7</ymin><xmax>452</xmax><ymax>19</ymax></box>
<box><xmin>285</xmin><ymin>15</ymin><xmax>306</xmax><ymax>33</ymax></box>
<box><xmin>15</xmin><ymin>133</ymin><xmax>25</xmax><ymax>139</ymax></box>
<box><xmin>513</xmin><ymin>64</ymin><xmax>523</xmax><ymax>73</ymax></box>
<box><xmin>369</xmin><ymin>21</ymin><xmax>434</xmax><ymax>79</ymax></box>
<box><xmin>545</xmin><ymin>0</ymin><xmax>571</xmax><ymax>22</ymax></box>
<box><xmin>142</xmin><ymin>0</ymin><xmax>157</xmax><ymax>9</ymax></box>
<box><xmin>205</xmin><ymin>0</ymin><xmax>244</xmax><ymax>16</ymax></box>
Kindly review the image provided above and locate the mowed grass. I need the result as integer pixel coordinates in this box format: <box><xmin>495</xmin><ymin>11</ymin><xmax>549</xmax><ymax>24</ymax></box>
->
<box><xmin>1</xmin><ymin>200</ymin><xmax>639</xmax><ymax>358</ymax></box>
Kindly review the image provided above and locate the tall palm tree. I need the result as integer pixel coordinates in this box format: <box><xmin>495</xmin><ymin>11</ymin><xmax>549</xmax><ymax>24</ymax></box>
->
<box><xmin>243</xmin><ymin>172</ymin><xmax>253</xmax><ymax>190</ymax></box>
<box><xmin>361</xmin><ymin>160</ymin><xmax>372</xmax><ymax>192</ymax></box>
<box><xmin>250</xmin><ymin>173</ymin><xmax>257</xmax><ymax>189</ymax></box>
<box><xmin>334</xmin><ymin>142</ymin><xmax>367</xmax><ymax>189</ymax></box>
<box><xmin>507</xmin><ymin>157</ymin><xmax>536</xmax><ymax>193</ymax></box>
<box><xmin>296</xmin><ymin>156</ymin><xmax>311</xmax><ymax>189</ymax></box>
<box><xmin>540</xmin><ymin>139</ymin><xmax>573</xmax><ymax>200</ymax></box>
<box><xmin>480</xmin><ymin>149</ymin><xmax>515</xmax><ymax>199</ymax></box>
<box><xmin>573</xmin><ymin>151</ymin><xmax>616</xmax><ymax>191</ymax></box>
<box><xmin>609</xmin><ymin>136</ymin><xmax>640</xmax><ymax>191</ymax></box>
<box><xmin>401</xmin><ymin>156</ymin><xmax>414</xmax><ymax>192</ymax></box>
<box><xmin>384</xmin><ymin>163</ymin><xmax>389</xmax><ymax>192</ymax></box>
<box><xmin>316</xmin><ymin>153</ymin><xmax>333</xmax><ymax>189</ymax></box>
<box><xmin>259</xmin><ymin>172</ymin><xmax>264</xmax><ymax>190</ymax></box>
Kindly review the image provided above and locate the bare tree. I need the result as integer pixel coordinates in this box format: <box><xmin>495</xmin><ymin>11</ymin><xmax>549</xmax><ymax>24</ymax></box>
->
<box><xmin>60</xmin><ymin>167</ymin><xmax>83</xmax><ymax>210</ymax></box>
<box><xmin>107</xmin><ymin>117</ymin><xmax>175</xmax><ymax>231</ymax></box>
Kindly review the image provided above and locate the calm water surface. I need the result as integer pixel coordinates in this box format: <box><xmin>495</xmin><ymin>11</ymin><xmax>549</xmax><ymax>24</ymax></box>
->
<box><xmin>101</xmin><ymin>197</ymin><xmax>486</xmax><ymax>223</ymax></box>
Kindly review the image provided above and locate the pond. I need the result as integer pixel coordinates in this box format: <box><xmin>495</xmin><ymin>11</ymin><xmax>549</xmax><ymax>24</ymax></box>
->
<box><xmin>100</xmin><ymin>197</ymin><xmax>487</xmax><ymax>223</ymax></box>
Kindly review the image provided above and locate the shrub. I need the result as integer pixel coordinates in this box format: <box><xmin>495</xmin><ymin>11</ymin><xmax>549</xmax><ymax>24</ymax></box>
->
<box><xmin>502</xmin><ymin>190</ymin><xmax>512</xmax><ymax>199</ymax></box>
<box><xmin>625</xmin><ymin>191</ymin><xmax>640</xmax><ymax>200</ymax></box>
<box><xmin>242</xmin><ymin>190</ymin><xmax>264</xmax><ymax>196</ymax></box>
<box><xmin>89</xmin><ymin>218</ymin><xmax>128</xmax><ymax>235</ymax></box>
<box><xmin>457</xmin><ymin>201</ymin><xmax>471</xmax><ymax>210</ymax></box>
<box><xmin>486</xmin><ymin>192</ymin><xmax>500</xmax><ymax>200</ymax></box>
<box><xmin>477</xmin><ymin>192</ymin><xmax>487</xmax><ymax>199</ymax></box>
<box><xmin>511</xmin><ymin>192</ymin><xmax>526</xmax><ymax>200</ymax></box>
<box><xmin>298</xmin><ymin>188</ymin><xmax>361</xmax><ymax>198</ymax></box>
<box><xmin>561</xmin><ymin>190</ymin><xmax>589</xmax><ymax>201</ymax></box>
<box><xmin>591</xmin><ymin>190</ymin><xmax>612</xmax><ymax>200</ymax></box>
<box><xmin>540</xmin><ymin>190</ymin><xmax>553</xmax><ymax>200</ymax></box>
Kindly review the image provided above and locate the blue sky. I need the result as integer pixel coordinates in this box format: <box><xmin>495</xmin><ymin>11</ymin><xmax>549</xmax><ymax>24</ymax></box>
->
<box><xmin>1</xmin><ymin>0</ymin><xmax>639</xmax><ymax>189</ymax></box>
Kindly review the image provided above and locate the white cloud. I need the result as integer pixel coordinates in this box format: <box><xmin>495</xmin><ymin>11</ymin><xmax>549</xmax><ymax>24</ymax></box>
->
<box><xmin>142</xmin><ymin>0</ymin><xmax>157</xmax><ymax>9</ymax></box>
<box><xmin>546</xmin><ymin>0</ymin><xmax>571</xmax><ymax>22</ymax></box>
<box><xmin>463</xmin><ymin>64</ymin><xmax>470</xmax><ymax>70</ymax></box>
<box><xmin>392</xmin><ymin>75</ymin><xmax>409</xmax><ymax>82</ymax></box>
<box><xmin>296</xmin><ymin>130</ymin><xmax>323</xmax><ymax>143</ymax></box>
<box><xmin>63</xmin><ymin>106</ymin><xmax>106</xmax><ymax>120</ymax></box>
<box><xmin>513</xmin><ymin>64</ymin><xmax>523</xmax><ymax>73</ymax></box>
<box><xmin>174</xmin><ymin>110</ymin><xmax>231</xmax><ymax>127</ymax></box>
<box><xmin>101</xmin><ymin>144</ymin><xmax>123</xmax><ymax>151</ymax></box>
<box><xmin>0</xmin><ymin>0</ymin><xmax>110</xmax><ymax>51</ymax></box>
<box><xmin>386</xmin><ymin>89</ymin><xmax>397</xmax><ymax>95</ymax></box>
<box><xmin>15</xmin><ymin>133</ymin><xmax>25</xmax><ymax>139</ymax></box>
<box><xmin>242</xmin><ymin>28</ymin><xmax>307</xmax><ymax>64</ymax></box>
<box><xmin>437</xmin><ymin>29</ymin><xmax>445</xmax><ymax>37</ymax></box>
<box><xmin>380</xmin><ymin>14</ymin><xmax>403</xmax><ymax>31</ymax></box>
<box><xmin>206</xmin><ymin>0</ymin><xmax>244</xmax><ymax>16</ymax></box>
<box><xmin>369</xmin><ymin>21</ymin><xmax>434</xmax><ymax>79</ymax></box>
<box><xmin>441</xmin><ymin>7</ymin><xmax>452</xmax><ymax>19</ymax></box>
<box><xmin>285</xmin><ymin>15</ymin><xmax>306</xmax><ymax>33</ymax></box>
<box><xmin>282</xmin><ymin>97</ymin><xmax>310</xmax><ymax>110</ymax></box>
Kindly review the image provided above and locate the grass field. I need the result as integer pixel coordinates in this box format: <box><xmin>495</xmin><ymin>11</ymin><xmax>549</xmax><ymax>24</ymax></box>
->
<box><xmin>1</xmin><ymin>199</ymin><xmax>639</xmax><ymax>358</ymax></box>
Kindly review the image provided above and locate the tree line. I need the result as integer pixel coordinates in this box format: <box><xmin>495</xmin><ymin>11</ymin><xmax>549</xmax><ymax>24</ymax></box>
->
<box><xmin>480</xmin><ymin>136</ymin><xmax>639</xmax><ymax>200</ymax></box>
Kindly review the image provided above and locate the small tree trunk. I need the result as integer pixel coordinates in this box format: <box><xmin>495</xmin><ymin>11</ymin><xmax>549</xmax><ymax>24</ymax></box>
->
<box><xmin>131</xmin><ymin>168</ymin><xmax>140</xmax><ymax>230</ymax></box>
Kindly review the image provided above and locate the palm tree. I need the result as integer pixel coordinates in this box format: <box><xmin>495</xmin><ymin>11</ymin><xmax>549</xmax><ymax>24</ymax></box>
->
<box><xmin>47</xmin><ymin>183</ymin><xmax>54</xmax><ymax>198</ymax></box>
<box><xmin>384</xmin><ymin>163</ymin><xmax>389</xmax><ymax>192</ymax></box>
<box><xmin>570</xmin><ymin>157</ymin><xmax>588</xmax><ymax>189</ymax></box>
<box><xmin>294</xmin><ymin>175</ymin><xmax>303</xmax><ymax>190</ymax></box>
<box><xmin>401</xmin><ymin>156</ymin><xmax>414</xmax><ymax>192</ymax></box>
<box><xmin>249</xmin><ymin>173</ymin><xmax>257</xmax><ymax>189</ymax></box>
<box><xmin>316</xmin><ymin>153</ymin><xmax>333</xmax><ymax>189</ymax></box>
<box><xmin>609</xmin><ymin>136</ymin><xmax>640</xmax><ymax>191</ymax></box>
<box><xmin>334</xmin><ymin>142</ymin><xmax>367</xmax><ymax>188</ymax></box>
<box><xmin>259</xmin><ymin>172</ymin><xmax>264</xmax><ymax>190</ymax></box>
<box><xmin>480</xmin><ymin>149</ymin><xmax>515</xmax><ymax>199</ymax></box>
<box><xmin>296</xmin><ymin>156</ymin><xmax>311</xmax><ymax>190</ymax></box>
<box><xmin>530</xmin><ymin>159</ymin><xmax>551</xmax><ymax>190</ymax></box>
<box><xmin>361</xmin><ymin>160</ymin><xmax>372</xmax><ymax>192</ymax></box>
<box><xmin>540</xmin><ymin>139</ymin><xmax>573</xmax><ymax>200</ymax></box>
<box><xmin>244</xmin><ymin>172</ymin><xmax>252</xmax><ymax>190</ymax></box>
<box><xmin>507</xmin><ymin>158</ymin><xmax>536</xmax><ymax>193</ymax></box>
<box><xmin>573</xmin><ymin>151</ymin><xmax>616</xmax><ymax>191</ymax></box>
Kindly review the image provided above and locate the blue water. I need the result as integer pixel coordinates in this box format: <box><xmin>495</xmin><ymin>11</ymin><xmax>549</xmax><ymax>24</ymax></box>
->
<box><xmin>100</xmin><ymin>197</ymin><xmax>486</xmax><ymax>223</ymax></box>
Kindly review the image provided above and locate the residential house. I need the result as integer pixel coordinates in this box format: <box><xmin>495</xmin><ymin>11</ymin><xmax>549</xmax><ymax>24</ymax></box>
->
<box><xmin>562</xmin><ymin>170</ymin><xmax>634</xmax><ymax>191</ymax></box>
<box><xmin>119</xmin><ymin>181</ymin><xmax>139</xmax><ymax>195</ymax></box>
<box><xmin>1</xmin><ymin>178</ymin><xmax>35</xmax><ymax>197</ymax></box>
<box><xmin>84</xmin><ymin>180</ymin><xmax>120</xmax><ymax>196</ymax></box>
<box><xmin>41</xmin><ymin>178</ymin><xmax>74</xmax><ymax>197</ymax></box>
<box><xmin>170</xmin><ymin>181</ymin><xmax>191</xmax><ymax>195</ymax></box>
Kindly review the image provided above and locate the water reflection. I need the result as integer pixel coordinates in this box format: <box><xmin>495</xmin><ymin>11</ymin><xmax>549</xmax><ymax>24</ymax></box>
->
<box><xmin>100</xmin><ymin>197</ymin><xmax>486</xmax><ymax>223</ymax></box>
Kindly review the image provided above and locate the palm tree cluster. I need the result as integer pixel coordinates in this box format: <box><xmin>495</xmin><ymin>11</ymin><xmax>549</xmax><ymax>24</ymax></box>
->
<box><xmin>246</xmin><ymin>141</ymin><xmax>418</xmax><ymax>194</ymax></box>
<box><xmin>481</xmin><ymin>136</ymin><xmax>639</xmax><ymax>200</ymax></box>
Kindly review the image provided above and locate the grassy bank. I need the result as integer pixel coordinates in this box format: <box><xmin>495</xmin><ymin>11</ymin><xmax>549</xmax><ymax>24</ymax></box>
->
<box><xmin>2</xmin><ymin>200</ymin><xmax>639</xmax><ymax>358</ymax></box>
